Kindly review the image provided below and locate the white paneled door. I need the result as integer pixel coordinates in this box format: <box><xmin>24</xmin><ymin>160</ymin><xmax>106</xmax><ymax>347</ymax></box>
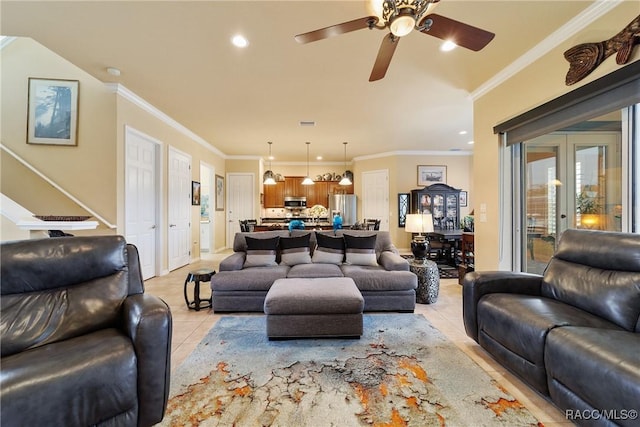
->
<box><xmin>125</xmin><ymin>127</ymin><xmax>159</xmax><ymax>280</ymax></box>
<box><xmin>168</xmin><ymin>147</ymin><xmax>192</xmax><ymax>271</ymax></box>
<box><xmin>227</xmin><ymin>173</ymin><xmax>254</xmax><ymax>247</ymax></box>
<box><xmin>362</xmin><ymin>169</ymin><xmax>390</xmax><ymax>231</ymax></box>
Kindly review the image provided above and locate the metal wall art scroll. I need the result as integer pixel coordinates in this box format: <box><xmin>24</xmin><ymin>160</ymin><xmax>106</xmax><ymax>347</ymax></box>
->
<box><xmin>564</xmin><ymin>14</ymin><xmax>640</xmax><ymax>85</ymax></box>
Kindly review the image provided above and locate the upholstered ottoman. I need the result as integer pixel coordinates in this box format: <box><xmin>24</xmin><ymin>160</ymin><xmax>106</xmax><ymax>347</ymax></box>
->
<box><xmin>264</xmin><ymin>278</ymin><xmax>364</xmax><ymax>339</ymax></box>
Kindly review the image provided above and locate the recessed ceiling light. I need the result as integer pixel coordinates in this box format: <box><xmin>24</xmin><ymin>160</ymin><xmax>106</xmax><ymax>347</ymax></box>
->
<box><xmin>441</xmin><ymin>40</ymin><xmax>457</xmax><ymax>52</ymax></box>
<box><xmin>458</xmin><ymin>130</ymin><xmax>467</xmax><ymax>135</ymax></box>
<box><xmin>106</xmin><ymin>67</ymin><xmax>121</xmax><ymax>76</ymax></box>
<box><xmin>316</xmin><ymin>156</ymin><xmax>323</xmax><ymax>160</ymax></box>
<box><xmin>231</xmin><ymin>35</ymin><xmax>249</xmax><ymax>48</ymax></box>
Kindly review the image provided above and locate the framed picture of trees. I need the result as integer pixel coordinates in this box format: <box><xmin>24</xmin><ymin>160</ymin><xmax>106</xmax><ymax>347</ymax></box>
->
<box><xmin>27</xmin><ymin>78</ymin><xmax>79</xmax><ymax>146</ymax></box>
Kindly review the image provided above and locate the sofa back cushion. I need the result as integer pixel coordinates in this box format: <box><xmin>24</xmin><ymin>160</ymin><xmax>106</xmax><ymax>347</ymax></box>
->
<box><xmin>312</xmin><ymin>233</ymin><xmax>345</xmax><ymax>264</ymax></box>
<box><xmin>343</xmin><ymin>234</ymin><xmax>378</xmax><ymax>266</ymax></box>
<box><xmin>243</xmin><ymin>236</ymin><xmax>280</xmax><ymax>267</ymax></box>
<box><xmin>335</xmin><ymin>230</ymin><xmax>396</xmax><ymax>258</ymax></box>
<box><xmin>233</xmin><ymin>230</ymin><xmax>290</xmax><ymax>252</ymax></box>
<box><xmin>279</xmin><ymin>234</ymin><xmax>312</xmax><ymax>266</ymax></box>
<box><xmin>542</xmin><ymin>229</ymin><xmax>640</xmax><ymax>331</ymax></box>
<box><xmin>0</xmin><ymin>236</ymin><xmax>131</xmax><ymax>357</ymax></box>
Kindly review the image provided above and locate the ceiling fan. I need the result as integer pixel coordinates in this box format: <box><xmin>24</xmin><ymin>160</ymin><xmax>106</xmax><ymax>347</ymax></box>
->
<box><xmin>295</xmin><ymin>0</ymin><xmax>495</xmax><ymax>82</ymax></box>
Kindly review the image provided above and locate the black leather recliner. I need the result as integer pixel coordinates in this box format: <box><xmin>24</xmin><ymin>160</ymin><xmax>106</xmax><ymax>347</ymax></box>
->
<box><xmin>0</xmin><ymin>235</ymin><xmax>172</xmax><ymax>427</ymax></box>
<box><xmin>463</xmin><ymin>229</ymin><xmax>640</xmax><ymax>427</ymax></box>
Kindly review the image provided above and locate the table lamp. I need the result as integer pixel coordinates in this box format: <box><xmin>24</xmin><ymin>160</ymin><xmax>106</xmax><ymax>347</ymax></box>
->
<box><xmin>405</xmin><ymin>213</ymin><xmax>434</xmax><ymax>262</ymax></box>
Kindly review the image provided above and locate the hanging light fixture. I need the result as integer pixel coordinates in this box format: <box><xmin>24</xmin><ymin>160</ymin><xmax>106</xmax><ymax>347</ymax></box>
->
<box><xmin>263</xmin><ymin>141</ymin><xmax>276</xmax><ymax>185</ymax></box>
<box><xmin>339</xmin><ymin>142</ymin><xmax>352</xmax><ymax>186</ymax></box>
<box><xmin>301</xmin><ymin>142</ymin><xmax>314</xmax><ymax>185</ymax></box>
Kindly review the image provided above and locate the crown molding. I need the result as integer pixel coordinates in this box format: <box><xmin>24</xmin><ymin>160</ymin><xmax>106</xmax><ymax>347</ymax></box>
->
<box><xmin>354</xmin><ymin>150</ymin><xmax>472</xmax><ymax>161</ymax></box>
<box><xmin>105</xmin><ymin>83</ymin><xmax>227</xmax><ymax>158</ymax></box>
<box><xmin>471</xmin><ymin>0</ymin><xmax>624</xmax><ymax>101</ymax></box>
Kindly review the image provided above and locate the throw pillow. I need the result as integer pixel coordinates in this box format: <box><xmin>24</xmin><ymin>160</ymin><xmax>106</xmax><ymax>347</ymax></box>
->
<box><xmin>279</xmin><ymin>234</ymin><xmax>312</xmax><ymax>266</ymax></box>
<box><xmin>343</xmin><ymin>234</ymin><xmax>378</xmax><ymax>266</ymax></box>
<box><xmin>312</xmin><ymin>233</ymin><xmax>345</xmax><ymax>264</ymax></box>
<box><xmin>243</xmin><ymin>236</ymin><xmax>279</xmax><ymax>267</ymax></box>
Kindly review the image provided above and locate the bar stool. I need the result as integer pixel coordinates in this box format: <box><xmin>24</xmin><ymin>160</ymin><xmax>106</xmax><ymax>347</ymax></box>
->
<box><xmin>184</xmin><ymin>268</ymin><xmax>215</xmax><ymax>311</ymax></box>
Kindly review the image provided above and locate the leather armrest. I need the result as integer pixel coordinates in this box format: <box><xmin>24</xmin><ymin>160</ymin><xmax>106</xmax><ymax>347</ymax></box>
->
<box><xmin>219</xmin><ymin>252</ymin><xmax>246</xmax><ymax>271</ymax></box>
<box><xmin>122</xmin><ymin>294</ymin><xmax>172</xmax><ymax>427</ymax></box>
<box><xmin>378</xmin><ymin>251</ymin><xmax>410</xmax><ymax>271</ymax></box>
<box><xmin>462</xmin><ymin>271</ymin><xmax>543</xmax><ymax>343</ymax></box>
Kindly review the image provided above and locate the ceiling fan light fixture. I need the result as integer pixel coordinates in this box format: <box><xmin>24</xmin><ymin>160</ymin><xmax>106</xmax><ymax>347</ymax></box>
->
<box><xmin>389</xmin><ymin>11</ymin><xmax>415</xmax><ymax>37</ymax></box>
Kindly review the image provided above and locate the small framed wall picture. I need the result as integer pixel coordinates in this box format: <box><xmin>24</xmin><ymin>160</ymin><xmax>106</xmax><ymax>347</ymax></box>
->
<box><xmin>215</xmin><ymin>175</ymin><xmax>225</xmax><ymax>211</ymax></box>
<box><xmin>192</xmin><ymin>181</ymin><xmax>201</xmax><ymax>205</ymax></box>
<box><xmin>417</xmin><ymin>165</ymin><xmax>447</xmax><ymax>186</ymax></box>
<box><xmin>27</xmin><ymin>78</ymin><xmax>79</xmax><ymax>146</ymax></box>
<box><xmin>460</xmin><ymin>191</ymin><xmax>468</xmax><ymax>207</ymax></box>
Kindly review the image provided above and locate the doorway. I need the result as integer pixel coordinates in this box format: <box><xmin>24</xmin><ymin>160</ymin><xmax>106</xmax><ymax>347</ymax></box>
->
<box><xmin>200</xmin><ymin>162</ymin><xmax>214</xmax><ymax>253</ymax></box>
<box><xmin>124</xmin><ymin>126</ymin><xmax>160</xmax><ymax>280</ymax></box>
<box><xmin>168</xmin><ymin>146</ymin><xmax>192</xmax><ymax>270</ymax></box>
<box><xmin>361</xmin><ymin>169</ymin><xmax>389</xmax><ymax>231</ymax></box>
<box><xmin>522</xmin><ymin>130</ymin><xmax>621</xmax><ymax>274</ymax></box>
<box><xmin>226</xmin><ymin>173</ymin><xmax>254</xmax><ymax>247</ymax></box>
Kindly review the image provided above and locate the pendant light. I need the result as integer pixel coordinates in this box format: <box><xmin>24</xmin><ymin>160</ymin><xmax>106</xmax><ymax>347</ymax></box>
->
<box><xmin>301</xmin><ymin>141</ymin><xmax>315</xmax><ymax>185</ymax></box>
<box><xmin>339</xmin><ymin>142</ymin><xmax>352</xmax><ymax>186</ymax></box>
<box><xmin>263</xmin><ymin>141</ymin><xmax>276</xmax><ymax>185</ymax></box>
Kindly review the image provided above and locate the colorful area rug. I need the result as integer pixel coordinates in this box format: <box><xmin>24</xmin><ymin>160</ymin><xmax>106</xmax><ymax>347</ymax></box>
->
<box><xmin>160</xmin><ymin>314</ymin><xmax>539</xmax><ymax>426</ymax></box>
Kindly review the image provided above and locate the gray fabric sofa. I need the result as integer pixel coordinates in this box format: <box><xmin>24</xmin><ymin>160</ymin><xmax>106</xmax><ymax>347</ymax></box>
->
<box><xmin>211</xmin><ymin>230</ymin><xmax>418</xmax><ymax>312</ymax></box>
<box><xmin>463</xmin><ymin>229</ymin><xmax>640</xmax><ymax>426</ymax></box>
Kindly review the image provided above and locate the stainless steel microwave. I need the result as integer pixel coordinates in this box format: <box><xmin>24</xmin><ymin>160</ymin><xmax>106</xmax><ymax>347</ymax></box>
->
<box><xmin>284</xmin><ymin>196</ymin><xmax>306</xmax><ymax>208</ymax></box>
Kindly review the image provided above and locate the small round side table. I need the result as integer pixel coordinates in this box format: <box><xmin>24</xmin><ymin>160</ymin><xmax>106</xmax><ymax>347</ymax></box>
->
<box><xmin>184</xmin><ymin>268</ymin><xmax>215</xmax><ymax>311</ymax></box>
<box><xmin>409</xmin><ymin>259</ymin><xmax>440</xmax><ymax>304</ymax></box>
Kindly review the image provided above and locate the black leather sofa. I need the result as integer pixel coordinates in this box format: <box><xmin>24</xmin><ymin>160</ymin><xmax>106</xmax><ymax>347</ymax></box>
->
<box><xmin>0</xmin><ymin>236</ymin><xmax>172</xmax><ymax>427</ymax></box>
<box><xmin>463</xmin><ymin>229</ymin><xmax>640</xmax><ymax>426</ymax></box>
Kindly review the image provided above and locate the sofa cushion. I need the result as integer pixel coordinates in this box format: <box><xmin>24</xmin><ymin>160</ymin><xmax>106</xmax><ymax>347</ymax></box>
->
<box><xmin>312</xmin><ymin>233</ymin><xmax>345</xmax><ymax>264</ymax></box>
<box><xmin>233</xmin><ymin>230</ymin><xmax>290</xmax><ymax>252</ymax></box>
<box><xmin>279</xmin><ymin>234</ymin><xmax>312</xmax><ymax>266</ymax></box>
<box><xmin>244</xmin><ymin>236</ymin><xmax>279</xmax><ymax>267</ymax></box>
<box><xmin>542</xmin><ymin>229</ymin><xmax>640</xmax><ymax>331</ymax></box>
<box><xmin>0</xmin><ymin>328</ymin><xmax>137</xmax><ymax>426</ymax></box>
<box><xmin>211</xmin><ymin>266</ymin><xmax>290</xmax><ymax>292</ymax></box>
<box><xmin>341</xmin><ymin>265</ymin><xmax>417</xmax><ymax>292</ymax></box>
<box><xmin>477</xmin><ymin>293</ymin><xmax>624</xmax><ymax>394</ymax></box>
<box><xmin>545</xmin><ymin>326</ymin><xmax>640</xmax><ymax>424</ymax></box>
<box><xmin>343</xmin><ymin>234</ymin><xmax>378</xmax><ymax>266</ymax></box>
<box><xmin>287</xmin><ymin>263</ymin><xmax>344</xmax><ymax>278</ymax></box>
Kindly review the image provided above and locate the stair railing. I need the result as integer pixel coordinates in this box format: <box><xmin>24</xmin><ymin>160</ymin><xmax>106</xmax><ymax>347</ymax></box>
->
<box><xmin>1</xmin><ymin>142</ymin><xmax>117</xmax><ymax>229</ymax></box>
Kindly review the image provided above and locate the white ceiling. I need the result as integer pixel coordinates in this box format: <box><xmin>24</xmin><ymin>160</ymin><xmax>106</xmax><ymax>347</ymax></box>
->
<box><xmin>2</xmin><ymin>1</ymin><xmax>606</xmax><ymax>162</ymax></box>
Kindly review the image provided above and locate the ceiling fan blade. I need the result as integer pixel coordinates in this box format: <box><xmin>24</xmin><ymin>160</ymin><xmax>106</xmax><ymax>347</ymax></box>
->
<box><xmin>369</xmin><ymin>33</ymin><xmax>400</xmax><ymax>82</ymax></box>
<box><xmin>295</xmin><ymin>16</ymin><xmax>379</xmax><ymax>44</ymax></box>
<box><xmin>419</xmin><ymin>13</ymin><xmax>495</xmax><ymax>51</ymax></box>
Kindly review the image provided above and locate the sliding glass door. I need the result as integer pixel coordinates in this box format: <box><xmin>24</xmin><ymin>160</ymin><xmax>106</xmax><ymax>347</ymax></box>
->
<box><xmin>522</xmin><ymin>124</ymin><xmax>621</xmax><ymax>274</ymax></box>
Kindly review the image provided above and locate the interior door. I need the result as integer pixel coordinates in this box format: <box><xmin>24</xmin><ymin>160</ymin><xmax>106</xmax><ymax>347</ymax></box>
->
<box><xmin>168</xmin><ymin>147</ymin><xmax>192</xmax><ymax>270</ymax></box>
<box><xmin>523</xmin><ymin>132</ymin><xmax>620</xmax><ymax>274</ymax></box>
<box><xmin>361</xmin><ymin>169</ymin><xmax>389</xmax><ymax>231</ymax></box>
<box><xmin>227</xmin><ymin>173</ymin><xmax>254</xmax><ymax>247</ymax></box>
<box><xmin>124</xmin><ymin>127</ymin><xmax>159</xmax><ymax>280</ymax></box>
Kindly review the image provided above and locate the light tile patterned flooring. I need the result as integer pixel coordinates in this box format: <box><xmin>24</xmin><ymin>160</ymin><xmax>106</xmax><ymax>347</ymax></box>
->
<box><xmin>144</xmin><ymin>251</ymin><xmax>572</xmax><ymax>426</ymax></box>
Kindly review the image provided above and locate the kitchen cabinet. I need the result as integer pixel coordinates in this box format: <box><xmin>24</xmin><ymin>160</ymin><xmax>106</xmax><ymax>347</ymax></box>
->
<box><xmin>263</xmin><ymin>177</ymin><xmax>354</xmax><ymax>208</ymax></box>
<box><xmin>411</xmin><ymin>183</ymin><xmax>461</xmax><ymax>230</ymax></box>
<box><xmin>263</xmin><ymin>181</ymin><xmax>285</xmax><ymax>208</ymax></box>
<box><xmin>284</xmin><ymin>177</ymin><xmax>305</xmax><ymax>198</ymax></box>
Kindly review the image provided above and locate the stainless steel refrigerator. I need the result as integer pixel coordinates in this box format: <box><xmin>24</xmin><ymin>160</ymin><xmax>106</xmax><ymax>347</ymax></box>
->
<box><xmin>328</xmin><ymin>194</ymin><xmax>357</xmax><ymax>226</ymax></box>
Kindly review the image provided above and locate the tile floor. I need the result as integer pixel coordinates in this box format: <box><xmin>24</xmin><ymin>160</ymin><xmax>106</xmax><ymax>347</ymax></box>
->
<box><xmin>144</xmin><ymin>251</ymin><xmax>572</xmax><ymax>426</ymax></box>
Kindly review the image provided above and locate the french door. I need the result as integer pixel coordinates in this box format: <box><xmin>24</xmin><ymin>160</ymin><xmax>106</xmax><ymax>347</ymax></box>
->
<box><xmin>522</xmin><ymin>132</ymin><xmax>621</xmax><ymax>274</ymax></box>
